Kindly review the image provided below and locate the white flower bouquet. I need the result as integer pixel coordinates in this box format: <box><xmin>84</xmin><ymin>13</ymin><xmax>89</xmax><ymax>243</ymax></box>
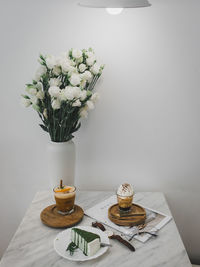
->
<box><xmin>21</xmin><ymin>48</ymin><xmax>104</xmax><ymax>142</ymax></box>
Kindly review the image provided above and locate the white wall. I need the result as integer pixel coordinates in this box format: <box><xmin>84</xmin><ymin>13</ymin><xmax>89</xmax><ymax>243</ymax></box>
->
<box><xmin>0</xmin><ymin>0</ymin><xmax>200</xmax><ymax>263</ymax></box>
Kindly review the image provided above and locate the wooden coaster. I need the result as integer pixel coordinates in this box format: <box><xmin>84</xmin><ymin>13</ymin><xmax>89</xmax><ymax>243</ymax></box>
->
<box><xmin>40</xmin><ymin>204</ymin><xmax>84</xmax><ymax>228</ymax></box>
<box><xmin>108</xmin><ymin>203</ymin><xmax>146</xmax><ymax>227</ymax></box>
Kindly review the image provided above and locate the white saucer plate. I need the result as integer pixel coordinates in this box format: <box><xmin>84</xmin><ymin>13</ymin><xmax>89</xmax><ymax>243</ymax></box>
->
<box><xmin>54</xmin><ymin>226</ymin><xmax>110</xmax><ymax>262</ymax></box>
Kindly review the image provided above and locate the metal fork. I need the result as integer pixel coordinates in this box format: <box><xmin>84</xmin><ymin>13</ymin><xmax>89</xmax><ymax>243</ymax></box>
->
<box><xmin>128</xmin><ymin>230</ymin><xmax>158</xmax><ymax>241</ymax></box>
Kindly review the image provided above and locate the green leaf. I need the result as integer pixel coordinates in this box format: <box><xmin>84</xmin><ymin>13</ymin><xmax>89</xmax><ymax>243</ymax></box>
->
<box><xmin>32</xmin><ymin>104</ymin><xmax>40</xmax><ymax>112</ymax></box>
<box><xmin>21</xmin><ymin>94</ymin><xmax>30</xmax><ymax>99</ymax></box>
<box><xmin>39</xmin><ymin>54</ymin><xmax>45</xmax><ymax>61</ymax></box>
<box><xmin>73</xmin><ymin>122</ymin><xmax>81</xmax><ymax>133</ymax></box>
<box><xmin>68</xmin><ymin>49</ymin><xmax>73</xmax><ymax>59</ymax></box>
<box><xmin>26</xmin><ymin>84</ymin><xmax>34</xmax><ymax>88</ymax></box>
<box><xmin>39</xmin><ymin>124</ymin><xmax>48</xmax><ymax>132</ymax></box>
<box><xmin>87</xmin><ymin>90</ymin><xmax>92</xmax><ymax>97</ymax></box>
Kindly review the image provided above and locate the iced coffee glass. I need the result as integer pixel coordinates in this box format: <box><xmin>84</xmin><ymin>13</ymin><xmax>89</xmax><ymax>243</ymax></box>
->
<box><xmin>116</xmin><ymin>183</ymin><xmax>134</xmax><ymax>213</ymax></box>
<box><xmin>53</xmin><ymin>185</ymin><xmax>76</xmax><ymax>215</ymax></box>
<box><xmin>117</xmin><ymin>193</ymin><xmax>133</xmax><ymax>212</ymax></box>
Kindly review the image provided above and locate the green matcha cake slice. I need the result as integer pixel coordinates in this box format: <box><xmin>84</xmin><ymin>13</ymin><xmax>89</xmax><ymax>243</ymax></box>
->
<box><xmin>71</xmin><ymin>228</ymin><xmax>101</xmax><ymax>256</ymax></box>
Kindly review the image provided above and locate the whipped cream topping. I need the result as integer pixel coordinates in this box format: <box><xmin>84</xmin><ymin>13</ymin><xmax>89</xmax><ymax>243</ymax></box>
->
<box><xmin>117</xmin><ymin>183</ymin><xmax>134</xmax><ymax>197</ymax></box>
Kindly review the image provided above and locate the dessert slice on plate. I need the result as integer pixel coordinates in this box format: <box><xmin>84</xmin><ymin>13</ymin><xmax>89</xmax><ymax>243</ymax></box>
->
<box><xmin>71</xmin><ymin>228</ymin><xmax>100</xmax><ymax>256</ymax></box>
<box><xmin>54</xmin><ymin>226</ymin><xmax>110</xmax><ymax>261</ymax></box>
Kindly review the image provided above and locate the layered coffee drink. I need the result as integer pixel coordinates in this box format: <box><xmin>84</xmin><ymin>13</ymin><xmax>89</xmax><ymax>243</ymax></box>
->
<box><xmin>54</xmin><ymin>183</ymin><xmax>76</xmax><ymax>215</ymax></box>
<box><xmin>117</xmin><ymin>183</ymin><xmax>134</xmax><ymax>212</ymax></box>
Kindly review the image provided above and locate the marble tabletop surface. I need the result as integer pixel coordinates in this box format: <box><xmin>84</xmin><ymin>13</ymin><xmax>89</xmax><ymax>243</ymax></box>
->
<box><xmin>0</xmin><ymin>191</ymin><xmax>191</xmax><ymax>267</ymax></box>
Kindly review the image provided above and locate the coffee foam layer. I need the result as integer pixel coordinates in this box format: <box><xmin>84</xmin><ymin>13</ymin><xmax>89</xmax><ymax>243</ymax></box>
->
<box><xmin>54</xmin><ymin>191</ymin><xmax>75</xmax><ymax>199</ymax></box>
<box><xmin>54</xmin><ymin>186</ymin><xmax>75</xmax><ymax>198</ymax></box>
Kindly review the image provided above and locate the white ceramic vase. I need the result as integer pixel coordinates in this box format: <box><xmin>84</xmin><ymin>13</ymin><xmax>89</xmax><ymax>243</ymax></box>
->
<box><xmin>47</xmin><ymin>140</ymin><xmax>76</xmax><ymax>188</ymax></box>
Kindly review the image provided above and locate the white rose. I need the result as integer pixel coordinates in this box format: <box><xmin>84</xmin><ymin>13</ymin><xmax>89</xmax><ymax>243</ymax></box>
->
<box><xmin>43</xmin><ymin>108</ymin><xmax>48</xmax><ymax>119</ymax></box>
<box><xmin>49</xmin><ymin>78</ymin><xmax>61</xmax><ymax>87</ymax></box>
<box><xmin>61</xmin><ymin>61</ymin><xmax>70</xmax><ymax>73</ymax></box>
<box><xmin>68</xmin><ymin>66</ymin><xmax>77</xmax><ymax>75</ymax></box>
<box><xmin>36</xmin><ymin>90</ymin><xmax>44</xmax><ymax>100</ymax></box>
<box><xmin>64</xmin><ymin>86</ymin><xmax>75</xmax><ymax>100</ymax></box>
<box><xmin>53</xmin><ymin>65</ymin><xmax>61</xmax><ymax>76</ymax></box>
<box><xmin>86</xmin><ymin>100</ymin><xmax>94</xmax><ymax>110</ymax></box>
<box><xmin>90</xmin><ymin>63</ymin><xmax>100</xmax><ymax>75</ymax></box>
<box><xmin>80</xmin><ymin>107</ymin><xmax>88</xmax><ymax>118</ymax></box>
<box><xmin>60</xmin><ymin>59</ymin><xmax>74</xmax><ymax>74</ymax></box>
<box><xmin>86</xmin><ymin>56</ymin><xmax>95</xmax><ymax>66</ymax></box>
<box><xmin>70</xmin><ymin>73</ymin><xmax>81</xmax><ymax>86</ymax></box>
<box><xmin>82</xmin><ymin>71</ymin><xmax>93</xmax><ymax>82</ymax></box>
<box><xmin>36</xmin><ymin>82</ymin><xmax>43</xmax><ymax>91</ymax></box>
<box><xmin>72</xmin><ymin>49</ymin><xmax>82</xmax><ymax>59</ymax></box>
<box><xmin>21</xmin><ymin>97</ymin><xmax>31</xmax><ymax>107</ymax></box>
<box><xmin>91</xmin><ymin>92</ymin><xmax>100</xmax><ymax>103</ymax></box>
<box><xmin>64</xmin><ymin>86</ymin><xmax>81</xmax><ymax>100</ymax></box>
<box><xmin>46</xmin><ymin>55</ymin><xmax>57</xmax><ymax>69</ymax></box>
<box><xmin>80</xmin><ymin>79</ymin><xmax>86</xmax><ymax>89</ymax></box>
<box><xmin>31</xmin><ymin>95</ymin><xmax>38</xmax><ymax>105</ymax></box>
<box><xmin>29</xmin><ymin>88</ymin><xmax>37</xmax><ymax>96</ymax></box>
<box><xmin>52</xmin><ymin>99</ymin><xmax>61</xmax><ymax>110</ymax></box>
<box><xmin>79</xmin><ymin>63</ymin><xmax>86</xmax><ymax>73</ymax></box>
<box><xmin>58</xmin><ymin>89</ymin><xmax>67</xmax><ymax>101</ymax></box>
<box><xmin>86</xmin><ymin>51</ymin><xmax>95</xmax><ymax>59</ymax></box>
<box><xmin>76</xmin><ymin>57</ymin><xmax>83</xmax><ymax>64</ymax></box>
<box><xmin>48</xmin><ymin>86</ymin><xmax>60</xmax><ymax>98</ymax></box>
<box><xmin>35</xmin><ymin>66</ymin><xmax>47</xmax><ymax>81</ymax></box>
<box><xmin>73</xmin><ymin>87</ymin><xmax>81</xmax><ymax>98</ymax></box>
<box><xmin>72</xmin><ymin>99</ymin><xmax>81</xmax><ymax>107</ymax></box>
<box><xmin>80</xmin><ymin>90</ymin><xmax>87</xmax><ymax>101</ymax></box>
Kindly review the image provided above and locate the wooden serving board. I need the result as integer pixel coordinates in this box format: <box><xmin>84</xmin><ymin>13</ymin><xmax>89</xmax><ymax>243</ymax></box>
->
<box><xmin>108</xmin><ymin>203</ymin><xmax>146</xmax><ymax>227</ymax></box>
<box><xmin>40</xmin><ymin>204</ymin><xmax>84</xmax><ymax>228</ymax></box>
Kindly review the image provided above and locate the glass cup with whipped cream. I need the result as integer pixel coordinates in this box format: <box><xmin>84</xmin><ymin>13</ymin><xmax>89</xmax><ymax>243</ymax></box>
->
<box><xmin>117</xmin><ymin>183</ymin><xmax>134</xmax><ymax>212</ymax></box>
<box><xmin>53</xmin><ymin>180</ymin><xmax>76</xmax><ymax>215</ymax></box>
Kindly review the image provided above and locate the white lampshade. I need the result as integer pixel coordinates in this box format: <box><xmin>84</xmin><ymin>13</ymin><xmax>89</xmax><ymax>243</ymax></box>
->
<box><xmin>78</xmin><ymin>0</ymin><xmax>151</xmax><ymax>8</ymax></box>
